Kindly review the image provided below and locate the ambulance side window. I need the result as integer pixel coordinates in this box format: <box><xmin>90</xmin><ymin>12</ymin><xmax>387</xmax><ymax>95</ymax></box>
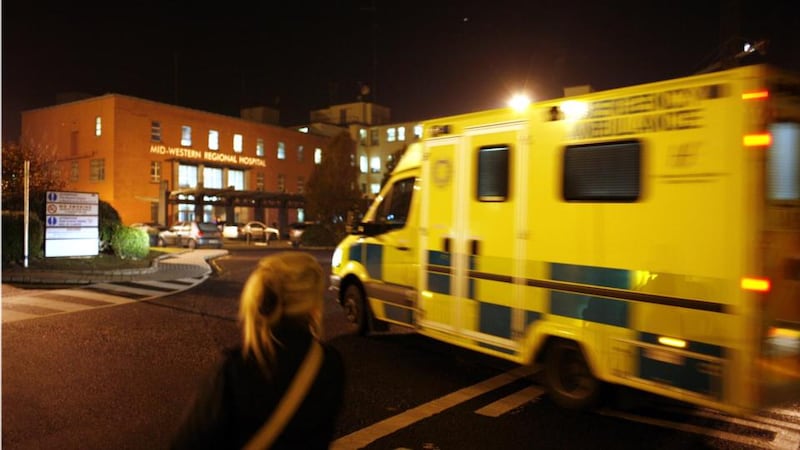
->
<box><xmin>375</xmin><ymin>177</ymin><xmax>415</xmax><ymax>226</ymax></box>
<box><xmin>562</xmin><ymin>140</ymin><xmax>641</xmax><ymax>202</ymax></box>
<box><xmin>477</xmin><ymin>145</ymin><xmax>510</xmax><ymax>202</ymax></box>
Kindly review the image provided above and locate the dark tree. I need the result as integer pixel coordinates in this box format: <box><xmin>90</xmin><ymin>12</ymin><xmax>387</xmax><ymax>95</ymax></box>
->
<box><xmin>305</xmin><ymin>131</ymin><xmax>361</xmax><ymax>236</ymax></box>
<box><xmin>1</xmin><ymin>139</ymin><xmax>66</xmax><ymax>214</ymax></box>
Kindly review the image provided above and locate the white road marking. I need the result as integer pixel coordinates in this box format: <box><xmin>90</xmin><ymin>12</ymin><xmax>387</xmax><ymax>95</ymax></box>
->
<box><xmin>330</xmin><ymin>366</ymin><xmax>536</xmax><ymax>450</ymax></box>
<box><xmin>474</xmin><ymin>385</ymin><xmax>545</xmax><ymax>417</ymax></box>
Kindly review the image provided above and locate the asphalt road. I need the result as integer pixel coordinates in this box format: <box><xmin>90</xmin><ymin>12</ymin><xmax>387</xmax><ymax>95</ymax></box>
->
<box><xmin>3</xmin><ymin>248</ymin><xmax>800</xmax><ymax>449</ymax></box>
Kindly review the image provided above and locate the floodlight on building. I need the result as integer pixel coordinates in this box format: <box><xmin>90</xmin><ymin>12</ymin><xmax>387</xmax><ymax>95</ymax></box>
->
<box><xmin>508</xmin><ymin>93</ymin><xmax>531</xmax><ymax>112</ymax></box>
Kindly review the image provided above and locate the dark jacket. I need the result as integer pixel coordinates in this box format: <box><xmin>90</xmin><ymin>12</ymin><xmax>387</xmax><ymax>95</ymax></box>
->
<box><xmin>171</xmin><ymin>324</ymin><xmax>345</xmax><ymax>450</ymax></box>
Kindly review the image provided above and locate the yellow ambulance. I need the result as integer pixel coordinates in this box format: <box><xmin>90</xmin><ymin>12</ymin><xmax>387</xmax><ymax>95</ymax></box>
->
<box><xmin>329</xmin><ymin>64</ymin><xmax>800</xmax><ymax>415</ymax></box>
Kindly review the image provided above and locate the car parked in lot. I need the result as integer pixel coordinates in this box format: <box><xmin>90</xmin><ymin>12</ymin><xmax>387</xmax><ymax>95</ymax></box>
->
<box><xmin>129</xmin><ymin>222</ymin><xmax>167</xmax><ymax>247</ymax></box>
<box><xmin>222</xmin><ymin>221</ymin><xmax>279</xmax><ymax>242</ymax></box>
<box><xmin>158</xmin><ymin>221</ymin><xmax>223</xmax><ymax>249</ymax></box>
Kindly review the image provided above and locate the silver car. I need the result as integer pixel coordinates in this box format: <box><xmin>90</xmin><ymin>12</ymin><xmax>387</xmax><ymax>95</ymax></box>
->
<box><xmin>158</xmin><ymin>221</ymin><xmax>222</xmax><ymax>249</ymax></box>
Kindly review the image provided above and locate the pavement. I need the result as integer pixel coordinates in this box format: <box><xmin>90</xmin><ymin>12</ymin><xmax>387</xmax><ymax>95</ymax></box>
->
<box><xmin>1</xmin><ymin>249</ymin><xmax>229</xmax><ymax>293</ymax></box>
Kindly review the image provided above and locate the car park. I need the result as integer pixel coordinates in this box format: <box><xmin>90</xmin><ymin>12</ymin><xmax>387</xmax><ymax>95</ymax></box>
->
<box><xmin>130</xmin><ymin>222</ymin><xmax>167</xmax><ymax>247</ymax></box>
<box><xmin>158</xmin><ymin>221</ymin><xmax>223</xmax><ymax>249</ymax></box>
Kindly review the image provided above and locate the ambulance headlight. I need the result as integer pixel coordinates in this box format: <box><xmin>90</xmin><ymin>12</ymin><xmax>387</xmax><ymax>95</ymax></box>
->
<box><xmin>331</xmin><ymin>247</ymin><xmax>343</xmax><ymax>269</ymax></box>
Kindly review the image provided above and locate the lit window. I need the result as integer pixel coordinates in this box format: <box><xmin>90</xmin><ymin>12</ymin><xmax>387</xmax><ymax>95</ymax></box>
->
<box><xmin>371</xmin><ymin>183</ymin><xmax>380</xmax><ymax>194</ymax></box>
<box><xmin>360</xmin><ymin>155</ymin><xmax>368</xmax><ymax>173</ymax></box>
<box><xmin>278</xmin><ymin>174</ymin><xmax>285</xmax><ymax>192</ymax></box>
<box><xmin>95</xmin><ymin>116</ymin><xmax>102</xmax><ymax>137</ymax></box>
<box><xmin>181</xmin><ymin>126</ymin><xmax>192</xmax><ymax>146</ymax></box>
<box><xmin>398</xmin><ymin>126</ymin><xmax>406</xmax><ymax>141</ymax></box>
<box><xmin>370</xmin><ymin>156</ymin><xmax>381</xmax><ymax>173</ymax></box>
<box><xmin>178</xmin><ymin>164</ymin><xmax>198</xmax><ymax>188</ymax></box>
<box><xmin>150</xmin><ymin>161</ymin><xmax>161</xmax><ymax>183</ymax></box>
<box><xmin>359</xmin><ymin>128</ymin><xmax>367</xmax><ymax>144</ymax></box>
<box><xmin>151</xmin><ymin>121</ymin><xmax>161</xmax><ymax>142</ymax></box>
<box><xmin>228</xmin><ymin>169</ymin><xmax>244</xmax><ymax>190</ymax></box>
<box><xmin>277</xmin><ymin>142</ymin><xmax>286</xmax><ymax>159</ymax></box>
<box><xmin>70</xmin><ymin>161</ymin><xmax>79</xmax><ymax>182</ymax></box>
<box><xmin>233</xmin><ymin>133</ymin><xmax>243</xmax><ymax>153</ymax></box>
<box><xmin>204</xmin><ymin>167</ymin><xmax>223</xmax><ymax>189</ymax></box>
<box><xmin>414</xmin><ymin>124</ymin><xmax>423</xmax><ymax>139</ymax></box>
<box><xmin>298</xmin><ymin>127</ymin><xmax>309</xmax><ymax>133</ymax></box>
<box><xmin>297</xmin><ymin>176</ymin><xmax>305</xmax><ymax>194</ymax></box>
<box><xmin>256</xmin><ymin>138</ymin><xmax>264</xmax><ymax>157</ymax></box>
<box><xmin>298</xmin><ymin>145</ymin><xmax>304</xmax><ymax>162</ymax></box>
<box><xmin>314</xmin><ymin>148</ymin><xmax>322</xmax><ymax>164</ymax></box>
<box><xmin>208</xmin><ymin>130</ymin><xmax>219</xmax><ymax>150</ymax></box>
<box><xmin>370</xmin><ymin>128</ymin><xmax>379</xmax><ymax>145</ymax></box>
<box><xmin>387</xmin><ymin>128</ymin><xmax>396</xmax><ymax>142</ymax></box>
<box><xmin>90</xmin><ymin>159</ymin><xmax>105</xmax><ymax>182</ymax></box>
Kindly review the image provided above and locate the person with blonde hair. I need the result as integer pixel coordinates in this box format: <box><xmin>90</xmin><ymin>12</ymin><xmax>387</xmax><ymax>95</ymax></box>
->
<box><xmin>172</xmin><ymin>252</ymin><xmax>344</xmax><ymax>449</ymax></box>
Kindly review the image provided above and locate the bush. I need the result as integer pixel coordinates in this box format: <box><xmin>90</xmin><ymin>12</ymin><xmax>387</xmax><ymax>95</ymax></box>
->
<box><xmin>2</xmin><ymin>211</ymin><xmax>44</xmax><ymax>266</ymax></box>
<box><xmin>99</xmin><ymin>200</ymin><xmax>122</xmax><ymax>254</ymax></box>
<box><xmin>111</xmin><ymin>226</ymin><xmax>150</xmax><ymax>260</ymax></box>
<box><xmin>300</xmin><ymin>223</ymin><xmax>342</xmax><ymax>247</ymax></box>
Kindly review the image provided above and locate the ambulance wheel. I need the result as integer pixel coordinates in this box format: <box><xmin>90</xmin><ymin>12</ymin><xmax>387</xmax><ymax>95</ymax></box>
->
<box><xmin>342</xmin><ymin>284</ymin><xmax>369</xmax><ymax>336</ymax></box>
<box><xmin>544</xmin><ymin>339</ymin><xmax>603</xmax><ymax>410</ymax></box>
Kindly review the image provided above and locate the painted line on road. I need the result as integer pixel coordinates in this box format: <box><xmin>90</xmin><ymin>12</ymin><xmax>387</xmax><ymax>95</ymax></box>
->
<box><xmin>474</xmin><ymin>385</ymin><xmax>545</xmax><ymax>417</ymax></box>
<box><xmin>330</xmin><ymin>366</ymin><xmax>536</xmax><ymax>450</ymax></box>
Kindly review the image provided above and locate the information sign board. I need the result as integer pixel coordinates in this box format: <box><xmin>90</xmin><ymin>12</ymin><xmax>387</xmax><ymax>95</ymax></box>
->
<box><xmin>45</xmin><ymin>191</ymin><xmax>100</xmax><ymax>257</ymax></box>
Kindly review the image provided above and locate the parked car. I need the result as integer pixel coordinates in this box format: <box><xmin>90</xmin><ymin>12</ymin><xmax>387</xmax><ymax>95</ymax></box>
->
<box><xmin>221</xmin><ymin>222</ymin><xmax>245</xmax><ymax>239</ymax></box>
<box><xmin>130</xmin><ymin>222</ymin><xmax>167</xmax><ymax>247</ymax></box>
<box><xmin>158</xmin><ymin>221</ymin><xmax>223</xmax><ymax>249</ymax></box>
<box><xmin>289</xmin><ymin>221</ymin><xmax>316</xmax><ymax>247</ymax></box>
<box><xmin>241</xmin><ymin>221</ymin><xmax>279</xmax><ymax>242</ymax></box>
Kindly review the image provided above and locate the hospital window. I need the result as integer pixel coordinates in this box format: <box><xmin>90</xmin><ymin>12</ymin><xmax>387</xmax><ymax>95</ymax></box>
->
<box><xmin>370</xmin><ymin>156</ymin><xmax>381</xmax><ymax>173</ymax></box>
<box><xmin>150</xmin><ymin>161</ymin><xmax>161</xmax><ymax>183</ymax></box>
<box><xmin>204</xmin><ymin>167</ymin><xmax>223</xmax><ymax>189</ymax></box>
<box><xmin>151</xmin><ymin>121</ymin><xmax>161</xmax><ymax>142</ymax></box>
<box><xmin>413</xmin><ymin>124</ymin><xmax>423</xmax><ymax>139</ymax></box>
<box><xmin>371</xmin><ymin>183</ymin><xmax>380</xmax><ymax>194</ymax></box>
<box><xmin>278</xmin><ymin>174</ymin><xmax>285</xmax><ymax>192</ymax></box>
<box><xmin>178</xmin><ymin>164</ymin><xmax>198</xmax><ymax>188</ymax></box>
<box><xmin>256</xmin><ymin>173</ymin><xmax>265</xmax><ymax>191</ymax></box>
<box><xmin>256</xmin><ymin>138</ymin><xmax>265</xmax><ymax>157</ymax></box>
<box><xmin>360</xmin><ymin>155</ymin><xmax>368</xmax><ymax>173</ymax></box>
<box><xmin>359</xmin><ymin>128</ymin><xmax>367</xmax><ymax>144</ymax></box>
<box><xmin>297</xmin><ymin>145</ymin><xmax>304</xmax><ymax>162</ymax></box>
<box><xmin>70</xmin><ymin>161</ymin><xmax>79</xmax><ymax>182</ymax></box>
<box><xmin>370</xmin><ymin>128</ymin><xmax>379</xmax><ymax>145</ymax></box>
<box><xmin>181</xmin><ymin>126</ymin><xmax>192</xmax><ymax>146</ymax></box>
<box><xmin>768</xmin><ymin>122</ymin><xmax>800</xmax><ymax>201</ymax></box>
<box><xmin>563</xmin><ymin>140</ymin><xmax>641</xmax><ymax>202</ymax></box>
<box><xmin>208</xmin><ymin>129</ymin><xmax>219</xmax><ymax>150</ymax></box>
<box><xmin>233</xmin><ymin>133</ymin><xmax>243</xmax><ymax>153</ymax></box>
<box><xmin>178</xmin><ymin>204</ymin><xmax>195</xmax><ymax>222</ymax></box>
<box><xmin>477</xmin><ymin>145</ymin><xmax>510</xmax><ymax>202</ymax></box>
<box><xmin>398</xmin><ymin>126</ymin><xmax>406</xmax><ymax>141</ymax></box>
<box><xmin>277</xmin><ymin>142</ymin><xmax>286</xmax><ymax>160</ymax></box>
<box><xmin>387</xmin><ymin>128</ymin><xmax>396</xmax><ymax>142</ymax></box>
<box><xmin>314</xmin><ymin>148</ymin><xmax>322</xmax><ymax>164</ymax></box>
<box><xmin>95</xmin><ymin>116</ymin><xmax>102</xmax><ymax>137</ymax></box>
<box><xmin>90</xmin><ymin>159</ymin><xmax>105</xmax><ymax>182</ymax></box>
<box><xmin>297</xmin><ymin>176</ymin><xmax>305</xmax><ymax>194</ymax></box>
<box><xmin>228</xmin><ymin>169</ymin><xmax>244</xmax><ymax>190</ymax></box>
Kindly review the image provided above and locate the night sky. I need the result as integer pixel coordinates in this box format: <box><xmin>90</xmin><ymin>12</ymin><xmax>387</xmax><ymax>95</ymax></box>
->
<box><xmin>3</xmin><ymin>0</ymin><xmax>798</xmax><ymax>142</ymax></box>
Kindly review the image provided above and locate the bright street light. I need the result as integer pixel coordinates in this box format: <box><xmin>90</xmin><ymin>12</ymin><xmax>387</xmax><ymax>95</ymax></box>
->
<box><xmin>508</xmin><ymin>93</ymin><xmax>531</xmax><ymax>112</ymax></box>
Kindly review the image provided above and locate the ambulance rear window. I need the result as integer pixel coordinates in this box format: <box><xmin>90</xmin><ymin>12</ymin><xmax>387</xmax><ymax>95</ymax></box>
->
<box><xmin>477</xmin><ymin>145</ymin><xmax>510</xmax><ymax>202</ymax></box>
<box><xmin>563</xmin><ymin>140</ymin><xmax>641</xmax><ymax>202</ymax></box>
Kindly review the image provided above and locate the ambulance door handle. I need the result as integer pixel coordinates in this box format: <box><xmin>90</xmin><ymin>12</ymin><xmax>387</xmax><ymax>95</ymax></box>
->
<box><xmin>470</xmin><ymin>239</ymin><xmax>479</xmax><ymax>256</ymax></box>
<box><xmin>396</xmin><ymin>245</ymin><xmax>410</xmax><ymax>251</ymax></box>
<box><xmin>443</xmin><ymin>237</ymin><xmax>451</xmax><ymax>253</ymax></box>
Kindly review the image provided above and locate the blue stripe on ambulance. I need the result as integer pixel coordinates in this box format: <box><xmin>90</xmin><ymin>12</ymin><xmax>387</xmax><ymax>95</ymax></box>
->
<box><xmin>427</xmin><ymin>250</ymin><xmax>451</xmax><ymax>294</ymax></box>
<box><xmin>638</xmin><ymin>332</ymin><xmax>723</xmax><ymax>399</ymax></box>
<box><xmin>549</xmin><ymin>263</ymin><xmax>630</xmax><ymax>328</ymax></box>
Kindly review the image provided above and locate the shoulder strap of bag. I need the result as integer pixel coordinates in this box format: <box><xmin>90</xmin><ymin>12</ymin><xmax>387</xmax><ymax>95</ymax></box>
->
<box><xmin>243</xmin><ymin>340</ymin><xmax>324</xmax><ymax>450</ymax></box>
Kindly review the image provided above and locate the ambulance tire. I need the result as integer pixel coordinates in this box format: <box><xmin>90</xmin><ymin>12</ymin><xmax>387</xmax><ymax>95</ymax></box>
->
<box><xmin>343</xmin><ymin>284</ymin><xmax>369</xmax><ymax>336</ymax></box>
<box><xmin>544</xmin><ymin>339</ymin><xmax>603</xmax><ymax>410</ymax></box>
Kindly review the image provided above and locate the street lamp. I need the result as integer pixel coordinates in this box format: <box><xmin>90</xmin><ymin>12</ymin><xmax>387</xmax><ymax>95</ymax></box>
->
<box><xmin>508</xmin><ymin>93</ymin><xmax>531</xmax><ymax>112</ymax></box>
